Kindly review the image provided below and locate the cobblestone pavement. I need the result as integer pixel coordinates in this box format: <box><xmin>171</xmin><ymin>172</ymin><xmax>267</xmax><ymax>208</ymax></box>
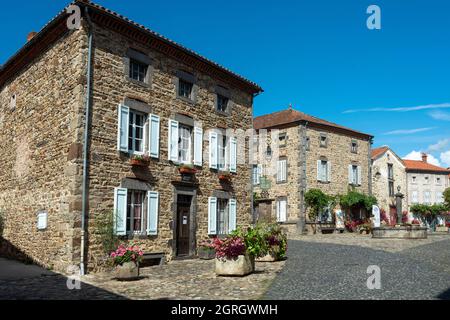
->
<box><xmin>265</xmin><ymin>233</ymin><xmax>450</xmax><ymax>300</ymax></box>
<box><xmin>82</xmin><ymin>259</ymin><xmax>285</xmax><ymax>300</ymax></box>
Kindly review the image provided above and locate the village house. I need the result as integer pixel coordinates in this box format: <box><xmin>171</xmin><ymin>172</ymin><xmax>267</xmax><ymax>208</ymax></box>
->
<box><xmin>0</xmin><ymin>1</ymin><xmax>262</xmax><ymax>273</ymax></box>
<box><xmin>404</xmin><ymin>153</ymin><xmax>450</xmax><ymax>215</ymax></box>
<box><xmin>253</xmin><ymin>107</ymin><xmax>373</xmax><ymax>234</ymax></box>
<box><xmin>371</xmin><ymin>146</ymin><xmax>408</xmax><ymax>222</ymax></box>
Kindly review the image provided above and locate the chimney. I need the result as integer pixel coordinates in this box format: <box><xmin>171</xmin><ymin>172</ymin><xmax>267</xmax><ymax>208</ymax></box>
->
<box><xmin>421</xmin><ymin>153</ymin><xmax>428</xmax><ymax>163</ymax></box>
<box><xmin>27</xmin><ymin>31</ymin><xmax>37</xmax><ymax>42</ymax></box>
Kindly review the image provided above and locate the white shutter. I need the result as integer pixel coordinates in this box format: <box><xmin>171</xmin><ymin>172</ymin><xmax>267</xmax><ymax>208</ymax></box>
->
<box><xmin>257</xmin><ymin>164</ymin><xmax>262</xmax><ymax>184</ymax></box>
<box><xmin>117</xmin><ymin>105</ymin><xmax>129</xmax><ymax>152</ymax></box>
<box><xmin>193</xmin><ymin>127</ymin><xmax>203</xmax><ymax>166</ymax></box>
<box><xmin>113</xmin><ymin>188</ymin><xmax>128</xmax><ymax>236</ymax></box>
<box><xmin>168</xmin><ymin>120</ymin><xmax>179</xmax><ymax>162</ymax></box>
<box><xmin>147</xmin><ymin>191</ymin><xmax>159</xmax><ymax>235</ymax></box>
<box><xmin>149</xmin><ymin>114</ymin><xmax>160</xmax><ymax>158</ymax></box>
<box><xmin>228</xmin><ymin>199</ymin><xmax>237</xmax><ymax>233</ymax></box>
<box><xmin>357</xmin><ymin>166</ymin><xmax>362</xmax><ymax>186</ymax></box>
<box><xmin>327</xmin><ymin>161</ymin><xmax>332</xmax><ymax>182</ymax></box>
<box><xmin>277</xmin><ymin>199</ymin><xmax>287</xmax><ymax>222</ymax></box>
<box><xmin>282</xmin><ymin>160</ymin><xmax>287</xmax><ymax>182</ymax></box>
<box><xmin>209</xmin><ymin>131</ymin><xmax>218</xmax><ymax>169</ymax></box>
<box><xmin>348</xmin><ymin>165</ymin><xmax>353</xmax><ymax>184</ymax></box>
<box><xmin>229</xmin><ymin>137</ymin><xmax>237</xmax><ymax>173</ymax></box>
<box><xmin>317</xmin><ymin>160</ymin><xmax>322</xmax><ymax>181</ymax></box>
<box><xmin>208</xmin><ymin>197</ymin><xmax>217</xmax><ymax>235</ymax></box>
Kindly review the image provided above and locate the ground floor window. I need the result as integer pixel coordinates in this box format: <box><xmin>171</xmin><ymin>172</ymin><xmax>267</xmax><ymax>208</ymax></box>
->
<box><xmin>208</xmin><ymin>197</ymin><xmax>237</xmax><ymax>236</ymax></box>
<box><xmin>217</xmin><ymin>199</ymin><xmax>229</xmax><ymax>236</ymax></box>
<box><xmin>276</xmin><ymin>197</ymin><xmax>287</xmax><ymax>222</ymax></box>
<box><xmin>127</xmin><ymin>190</ymin><xmax>146</xmax><ymax>234</ymax></box>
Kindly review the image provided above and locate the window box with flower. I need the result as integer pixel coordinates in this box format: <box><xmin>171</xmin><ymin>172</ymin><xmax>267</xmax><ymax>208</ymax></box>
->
<box><xmin>218</xmin><ymin>171</ymin><xmax>232</xmax><ymax>183</ymax></box>
<box><xmin>110</xmin><ymin>244</ymin><xmax>144</xmax><ymax>281</ymax></box>
<box><xmin>130</xmin><ymin>154</ymin><xmax>150</xmax><ymax>167</ymax></box>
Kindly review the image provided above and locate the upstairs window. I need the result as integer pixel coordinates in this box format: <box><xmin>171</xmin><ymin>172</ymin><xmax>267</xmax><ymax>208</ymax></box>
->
<box><xmin>218</xmin><ymin>134</ymin><xmax>228</xmax><ymax>171</ymax></box>
<box><xmin>179</xmin><ymin>79</ymin><xmax>193</xmax><ymax>99</ymax></box>
<box><xmin>317</xmin><ymin>160</ymin><xmax>331</xmax><ymax>182</ymax></box>
<box><xmin>436</xmin><ymin>177</ymin><xmax>442</xmax><ymax>185</ymax></box>
<box><xmin>305</xmin><ymin>136</ymin><xmax>311</xmax><ymax>151</ymax></box>
<box><xmin>351</xmin><ymin>140</ymin><xmax>358</xmax><ymax>153</ymax></box>
<box><xmin>389</xmin><ymin>181</ymin><xmax>395</xmax><ymax>197</ymax></box>
<box><xmin>217</xmin><ymin>94</ymin><xmax>229</xmax><ymax>113</ymax></box>
<box><xmin>388</xmin><ymin>164</ymin><xmax>394</xmax><ymax>180</ymax></box>
<box><xmin>424</xmin><ymin>176</ymin><xmax>430</xmax><ymax>185</ymax></box>
<box><xmin>412</xmin><ymin>176</ymin><xmax>417</xmax><ymax>184</ymax></box>
<box><xmin>129</xmin><ymin>59</ymin><xmax>148</xmax><ymax>83</ymax></box>
<box><xmin>128</xmin><ymin>110</ymin><xmax>146</xmax><ymax>154</ymax></box>
<box><xmin>279</xmin><ymin>132</ymin><xmax>287</xmax><ymax>148</ymax></box>
<box><xmin>320</xmin><ymin>134</ymin><xmax>328</xmax><ymax>148</ymax></box>
<box><xmin>348</xmin><ymin>164</ymin><xmax>362</xmax><ymax>186</ymax></box>
<box><xmin>277</xmin><ymin>158</ymin><xmax>287</xmax><ymax>183</ymax></box>
<box><xmin>168</xmin><ymin>119</ymin><xmax>203</xmax><ymax>166</ymax></box>
<box><xmin>178</xmin><ymin>124</ymin><xmax>193</xmax><ymax>164</ymax></box>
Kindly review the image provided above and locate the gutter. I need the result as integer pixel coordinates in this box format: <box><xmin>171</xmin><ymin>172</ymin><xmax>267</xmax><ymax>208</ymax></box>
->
<box><xmin>80</xmin><ymin>6</ymin><xmax>93</xmax><ymax>276</ymax></box>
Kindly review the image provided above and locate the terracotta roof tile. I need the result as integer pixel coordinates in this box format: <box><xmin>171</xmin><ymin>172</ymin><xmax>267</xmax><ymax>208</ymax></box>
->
<box><xmin>403</xmin><ymin>160</ymin><xmax>450</xmax><ymax>173</ymax></box>
<box><xmin>254</xmin><ymin>108</ymin><xmax>373</xmax><ymax>138</ymax></box>
<box><xmin>371</xmin><ymin>146</ymin><xmax>389</xmax><ymax>160</ymax></box>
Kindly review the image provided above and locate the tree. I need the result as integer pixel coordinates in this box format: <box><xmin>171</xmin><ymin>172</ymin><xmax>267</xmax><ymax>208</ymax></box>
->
<box><xmin>304</xmin><ymin>189</ymin><xmax>334</xmax><ymax>221</ymax></box>
<box><xmin>339</xmin><ymin>190</ymin><xmax>377</xmax><ymax>211</ymax></box>
<box><xmin>444</xmin><ymin>187</ymin><xmax>450</xmax><ymax>208</ymax></box>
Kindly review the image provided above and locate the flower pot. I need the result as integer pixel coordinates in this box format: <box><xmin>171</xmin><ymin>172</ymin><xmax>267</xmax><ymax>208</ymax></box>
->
<box><xmin>435</xmin><ymin>226</ymin><xmax>448</xmax><ymax>233</ymax></box>
<box><xmin>198</xmin><ymin>247</ymin><xmax>216</xmax><ymax>260</ymax></box>
<box><xmin>130</xmin><ymin>159</ymin><xmax>149</xmax><ymax>167</ymax></box>
<box><xmin>215</xmin><ymin>254</ymin><xmax>255</xmax><ymax>276</ymax></box>
<box><xmin>218</xmin><ymin>175</ymin><xmax>232</xmax><ymax>183</ymax></box>
<box><xmin>179</xmin><ymin>168</ymin><xmax>196</xmax><ymax>174</ymax></box>
<box><xmin>256</xmin><ymin>245</ymin><xmax>280</xmax><ymax>262</ymax></box>
<box><xmin>114</xmin><ymin>261</ymin><xmax>140</xmax><ymax>281</ymax></box>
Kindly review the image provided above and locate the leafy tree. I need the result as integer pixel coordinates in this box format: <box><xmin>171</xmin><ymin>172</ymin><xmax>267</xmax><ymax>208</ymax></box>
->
<box><xmin>444</xmin><ymin>187</ymin><xmax>450</xmax><ymax>208</ymax></box>
<box><xmin>92</xmin><ymin>211</ymin><xmax>120</xmax><ymax>256</ymax></box>
<box><xmin>339</xmin><ymin>190</ymin><xmax>377</xmax><ymax>211</ymax></box>
<box><xmin>304</xmin><ymin>189</ymin><xmax>335</xmax><ymax>221</ymax></box>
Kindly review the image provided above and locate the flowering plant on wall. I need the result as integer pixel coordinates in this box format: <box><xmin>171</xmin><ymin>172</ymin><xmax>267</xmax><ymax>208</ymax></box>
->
<box><xmin>110</xmin><ymin>244</ymin><xmax>144</xmax><ymax>266</ymax></box>
<box><xmin>130</xmin><ymin>154</ymin><xmax>150</xmax><ymax>166</ymax></box>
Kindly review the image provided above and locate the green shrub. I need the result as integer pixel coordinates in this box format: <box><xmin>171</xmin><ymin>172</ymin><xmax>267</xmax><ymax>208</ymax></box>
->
<box><xmin>304</xmin><ymin>189</ymin><xmax>335</xmax><ymax>221</ymax></box>
<box><xmin>339</xmin><ymin>190</ymin><xmax>377</xmax><ymax>211</ymax></box>
<box><xmin>231</xmin><ymin>224</ymin><xmax>269</xmax><ymax>258</ymax></box>
<box><xmin>444</xmin><ymin>188</ymin><xmax>450</xmax><ymax>208</ymax></box>
<box><xmin>92</xmin><ymin>211</ymin><xmax>120</xmax><ymax>256</ymax></box>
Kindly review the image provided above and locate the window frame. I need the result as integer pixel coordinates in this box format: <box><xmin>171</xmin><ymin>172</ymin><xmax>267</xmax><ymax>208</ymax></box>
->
<box><xmin>216</xmin><ymin>94</ymin><xmax>229</xmax><ymax>114</ymax></box>
<box><xmin>218</xmin><ymin>134</ymin><xmax>229</xmax><ymax>171</ymax></box>
<box><xmin>217</xmin><ymin>198</ymin><xmax>230</xmax><ymax>237</ymax></box>
<box><xmin>126</xmin><ymin>189</ymin><xmax>146</xmax><ymax>235</ymax></box>
<box><xmin>319</xmin><ymin>133</ymin><xmax>328</xmax><ymax>148</ymax></box>
<box><xmin>319</xmin><ymin>160</ymin><xmax>329</xmax><ymax>182</ymax></box>
<box><xmin>351</xmin><ymin>165</ymin><xmax>358</xmax><ymax>185</ymax></box>
<box><xmin>279</xmin><ymin>132</ymin><xmax>287</xmax><ymax>148</ymax></box>
<box><xmin>125</xmin><ymin>48</ymin><xmax>152</xmax><ymax>87</ymax></box>
<box><xmin>178</xmin><ymin>124</ymin><xmax>193</xmax><ymax>164</ymax></box>
<box><xmin>128</xmin><ymin>109</ymin><xmax>147</xmax><ymax>155</ymax></box>
<box><xmin>129</xmin><ymin>59</ymin><xmax>148</xmax><ymax>83</ymax></box>
<box><xmin>277</xmin><ymin>158</ymin><xmax>288</xmax><ymax>183</ymax></box>
<box><xmin>351</xmin><ymin>140</ymin><xmax>358</xmax><ymax>153</ymax></box>
<box><xmin>276</xmin><ymin>197</ymin><xmax>288</xmax><ymax>223</ymax></box>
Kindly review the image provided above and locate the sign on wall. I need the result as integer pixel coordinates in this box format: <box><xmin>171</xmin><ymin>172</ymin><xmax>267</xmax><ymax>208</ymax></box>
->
<box><xmin>373</xmin><ymin>205</ymin><xmax>381</xmax><ymax>228</ymax></box>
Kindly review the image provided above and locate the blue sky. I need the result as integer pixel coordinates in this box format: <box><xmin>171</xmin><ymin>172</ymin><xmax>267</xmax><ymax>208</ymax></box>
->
<box><xmin>1</xmin><ymin>0</ymin><xmax>450</xmax><ymax>166</ymax></box>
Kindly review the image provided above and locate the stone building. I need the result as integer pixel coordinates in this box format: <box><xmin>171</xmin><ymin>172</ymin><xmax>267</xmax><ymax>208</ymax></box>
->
<box><xmin>404</xmin><ymin>153</ymin><xmax>450</xmax><ymax>211</ymax></box>
<box><xmin>371</xmin><ymin>146</ymin><xmax>407</xmax><ymax>221</ymax></box>
<box><xmin>0</xmin><ymin>1</ymin><xmax>262</xmax><ymax>273</ymax></box>
<box><xmin>253</xmin><ymin>107</ymin><xmax>373</xmax><ymax>233</ymax></box>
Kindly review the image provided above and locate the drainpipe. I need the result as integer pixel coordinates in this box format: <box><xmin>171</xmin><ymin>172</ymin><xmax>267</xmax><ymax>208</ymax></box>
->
<box><xmin>251</xmin><ymin>91</ymin><xmax>262</xmax><ymax>225</ymax></box>
<box><xmin>80</xmin><ymin>6</ymin><xmax>93</xmax><ymax>276</ymax></box>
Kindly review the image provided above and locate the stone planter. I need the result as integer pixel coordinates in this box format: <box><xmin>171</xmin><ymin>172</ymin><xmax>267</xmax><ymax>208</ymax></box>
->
<box><xmin>114</xmin><ymin>261</ymin><xmax>140</xmax><ymax>281</ymax></box>
<box><xmin>435</xmin><ymin>226</ymin><xmax>449</xmax><ymax>233</ymax></box>
<box><xmin>215</xmin><ymin>254</ymin><xmax>255</xmax><ymax>276</ymax></box>
<box><xmin>256</xmin><ymin>245</ymin><xmax>280</xmax><ymax>262</ymax></box>
<box><xmin>198</xmin><ymin>247</ymin><xmax>216</xmax><ymax>260</ymax></box>
<box><xmin>372</xmin><ymin>226</ymin><xmax>427</xmax><ymax>239</ymax></box>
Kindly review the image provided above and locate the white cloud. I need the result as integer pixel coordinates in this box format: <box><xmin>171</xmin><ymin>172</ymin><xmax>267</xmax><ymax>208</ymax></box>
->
<box><xmin>429</xmin><ymin>110</ymin><xmax>450</xmax><ymax>121</ymax></box>
<box><xmin>403</xmin><ymin>150</ymin><xmax>441</xmax><ymax>166</ymax></box>
<box><xmin>382</xmin><ymin>127</ymin><xmax>435</xmax><ymax>135</ymax></box>
<box><xmin>343</xmin><ymin>102</ymin><xmax>450</xmax><ymax>114</ymax></box>
<box><xmin>440</xmin><ymin>151</ymin><xmax>450</xmax><ymax>167</ymax></box>
<box><xmin>427</xmin><ymin>138</ymin><xmax>450</xmax><ymax>152</ymax></box>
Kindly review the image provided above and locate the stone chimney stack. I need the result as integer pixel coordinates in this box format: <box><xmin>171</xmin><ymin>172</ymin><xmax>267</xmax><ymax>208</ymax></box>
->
<box><xmin>27</xmin><ymin>31</ymin><xmax>37</xmax><ymax>42</ymax></box>
<box><xmin>421</xmin><ymin>153</ymin><xmax>428</xmax><ymax>163</ymax></box>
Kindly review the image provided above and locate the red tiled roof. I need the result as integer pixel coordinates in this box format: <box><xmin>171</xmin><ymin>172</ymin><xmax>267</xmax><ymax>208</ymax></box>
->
<box><xmin>254</xmin><ymin>108</ymin><xmax>373</xmax><ymax>138</ymax></box>
<box><xmin>403</xmin><ymin>160</ymin><xmax>450</xmax><ymax>173</ymax></box>
<box><xmin>371</xmin><ymin>146</ymin><xmax>389</xmax><ymax>160</ymax></box>
<box><xmin>0</xmin><ymin>0</ymin><xmax>263</xmax><ymax>94</ymax></box>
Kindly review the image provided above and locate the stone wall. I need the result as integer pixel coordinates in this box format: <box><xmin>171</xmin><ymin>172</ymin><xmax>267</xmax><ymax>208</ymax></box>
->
<box><xmin>371</xmin><ymin>149</ymin><xmax>407</xmax><ymax>217</ymax></box>
<box><xmin>406</xmin><ymin>171</ymin><xmax>449</xmax><ymax>208</ymax></box>
<box><xmin>85</xmin><ymin>22</ymin><xmax>254</xmax><ymax>271</ymax></box>
<box><xmin>0</xmin><ymin>27</ymin><xmax>87</xmax><ymax>272</ymax></box>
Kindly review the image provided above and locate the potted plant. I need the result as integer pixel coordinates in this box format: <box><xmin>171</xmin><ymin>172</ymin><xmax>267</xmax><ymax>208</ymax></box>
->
<box><xmin>178</xmin><ymin>164</ymin><xmax>197</xmax><ymax>182</ymax></box>
<box><xmin>110</xmin><ymin>244</ymin><xmax>144</xmax><ymax>281</ymax></box>
<box><xmin>256</xmin><ymin>223</ymin><xmax>288</xmax><ymax>262</ymax></box>
<box><xmin>214</xmin><ymin>236</ymin><xmax>253</xmax><ymax>276</ymax></box>
<box><xmin>130</xmin><ymin>155</ymin><xmax>150</xmax><ymax>167</ymax></box>
<box><xmin>198</xmin><ymin>239</ymin><xmax>216</xmax><ymax>260</ymax></box>
<box><xmin>218</xmin><ymin>171</ymin><xmax>232</xmax><ymax>183</ymax></box>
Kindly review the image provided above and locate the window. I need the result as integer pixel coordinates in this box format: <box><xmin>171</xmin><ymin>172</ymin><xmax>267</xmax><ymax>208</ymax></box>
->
<box><xmin>318</xmin><ymin>160</ymin><xmax>330</xmax><ymax>182</ymax></box>
<box><xmin>178</xmin><ymin>124</ymin><xmax>192</xmax><ymax>164</ymax></box>
<box><xmin>276</xmin><ymin>198</ymin><xmax>287</xmax><ymax>223</ymax></box>
<box><xmin>252</xmin><ymin>165</ymin><xmax>262</xmax><ymax>185</ymax></box>
<box><xmin>412</xmin><ymin>191</ymin><xmax>419</xmax><ymax>203</ymax></box>
<box><xmin>37</xmin><ymin>211</ymin><xmax>48</xmax><ymax>230</ymax></box>
<box><xmin>129</xmin><ymin>59</ymin><xmax>148</xmax><ymax>83</ymax></box>
<box><xmin>277</xmin><ymin>159</ymin><xmax>287</xmax><ymax>183</ymax></box>
<box><xmin>348</xmin><ymin>164</ymin><xmax>361</xmax><ymax>186</ymax></box>
<box><xmin>218</xmin><ymin>134</ymin><xmax>228</xmax><ymax>171</ymax></box>
<box><xmin>127</xmin><ymin>190</ymin><xmax>145</xmax><ymax>234</ymax></box>
<box><xmin>217</xmin><ymin>94</ymin><xmax>229</xmax><ymax>113</ymax></box>
<box><xmin>10</xmin><ymin>94</ymin><xmax>16</xmax><ymax>110</ymax></box>
<box><xmin>424</xmin><ymin>176</ymin><xmax>430</xmax><ymax>184</ymax></box>
<box><xmin>389</xmin><ymin>181</ymin><xmax>395</xmax><ymax>197</ymax></box>
<box><xmin>352</xmin><ymin>165</ymin><xmax>358</xmax><ymax>185</ymax></box>
<box><xmin>436</xmin><ymin>192</ymin><xmax>444</xmax><ymax>203</ymax></box>
<box><xmin>305</xmin><ymin>136</ymin><xmax>311</xmax><ymax>151</ymax></box>
<box><xmin>412</xmin><ymin>176</ymin><xmax>417</xmax><ymax>184</ymax></box>
<box><xmin>320</xmin><ymin>134</ymin><xmax>328</xmax><ymax>148</ymax></box>
<box><xmin>436</xmin><ymin>177</ymin><xmax>442</xmax><ymax>185</ymax></box>
<box><xmin>351</xmin><ymin>140</ymin><xmax>358</xmax><ymax>153</ymax></box>
<box><xmin>208</xmin><ymin>197</ymin><xmax>236</xmax><ymax>235</ymax></box>
<box><xmin>128</xmin><ymin>110</ymin><xmax>146</xmax><ymax>154</ymax></box>
<box><xmin>179</xmin><ymin>79</ymin><xmax>193</xmax><ymax>99</ymax></box>
<box><xmin>424</xmin><ymin>191</ymin><xmax>431</xmax><ymax>204</ymax></box>
<box><xmin>388</xmin><ymin>164</ymin><xmax>394</xmax><ymax>180</ymax></box>
<box><xmin>279</xmin><ymin>132</ymin><xmax>287</xmax><ymax>148</ymax></box>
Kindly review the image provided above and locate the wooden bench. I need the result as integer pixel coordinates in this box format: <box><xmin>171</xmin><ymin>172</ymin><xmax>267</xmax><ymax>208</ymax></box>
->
<box><xmin>318</xmin><ymin>223</ymin><xmax>336</xmax><ymax>234</ymax></box>
<box><xmin>141</xmin><ymin>252</ymin><xmax>166</xmax><ymax>267</ymax></box>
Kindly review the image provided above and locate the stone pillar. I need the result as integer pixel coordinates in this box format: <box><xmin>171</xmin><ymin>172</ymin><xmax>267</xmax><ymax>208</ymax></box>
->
<box><xmin>395</xmin><ymin>188</ymin><xmax>404</xmax><ymax>225</ymax></box>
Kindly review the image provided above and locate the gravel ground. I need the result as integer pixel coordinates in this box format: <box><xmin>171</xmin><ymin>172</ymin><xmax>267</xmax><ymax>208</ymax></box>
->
<box><xmin>264</xmin><ymin>238</ymin><xmax>450</xmax><ymax>300</ymax></box>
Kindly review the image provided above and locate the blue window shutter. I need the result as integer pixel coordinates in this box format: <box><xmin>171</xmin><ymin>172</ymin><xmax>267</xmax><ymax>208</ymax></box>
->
<box><xmin>228</xmin><ymin>199</ymin><xmax>237</xmax><ymax>233</ymax></box>
<box><xmin>193</xmin><ymin>127</ymin><xmax>203</xmax><ymax>166</ymax></box>
<box><xmin>229</xmin><ymin>137</ymin><xmax>237</xmax><ymax>173</ymax></box>
<box><xmin>209</xmin><ymin>132</ymin><xmax>218</xmax><ymax>169</ymax></box>
<box><xmin>208</xmin><ymin>197</ymin><xmax>217</xmax><ymax>235</ymax></box>
<box><xmin>149</xmin><ymin>114</ymin><xmax>160</xmax><ymax>158</ymax></box>
<box><xmin>114</xmin><ymin>188</ymin><xmax>128</xmax><ymax>236</ymax></box>
<box><xmin>117</xmin><ymin>105</ymin><xmax>129</xmax><ymax>152</ymax></box>
<box><xmin>168</xmin><ymin>120</ymin><xmax>179</xmax><ymax>162</ymax></box>
<box><xmin>147</xmin><ymin>191</ymin><xmax>159</xmax><ymax>236</ymax></box>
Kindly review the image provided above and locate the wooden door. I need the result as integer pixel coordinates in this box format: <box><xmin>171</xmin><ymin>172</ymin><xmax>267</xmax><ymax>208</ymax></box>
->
<box><xmin>176</xmin><ymin>195</ymin><xmax>192</xmax><ymax>256</ymax></box>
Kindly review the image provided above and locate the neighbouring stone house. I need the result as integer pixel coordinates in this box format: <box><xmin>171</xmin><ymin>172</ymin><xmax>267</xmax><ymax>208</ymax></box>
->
<box><xmin>253</xmin><ymin>107</ymin><xmax>373</xmax><ymax>234</ymax></box>
<box><xmin>371</xmin><ymin>146</ymin><xmax>407</xmax><ymax>222</ymax></box>
<box><xmin>404</xmin><ymin>153</ymin><xmax>450</xmax><ymax>223</ymax></box>
<box><xmin>0</xmin><ymin>1</ymin><xmax>262</xmax><ymax>273</ymax></box>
